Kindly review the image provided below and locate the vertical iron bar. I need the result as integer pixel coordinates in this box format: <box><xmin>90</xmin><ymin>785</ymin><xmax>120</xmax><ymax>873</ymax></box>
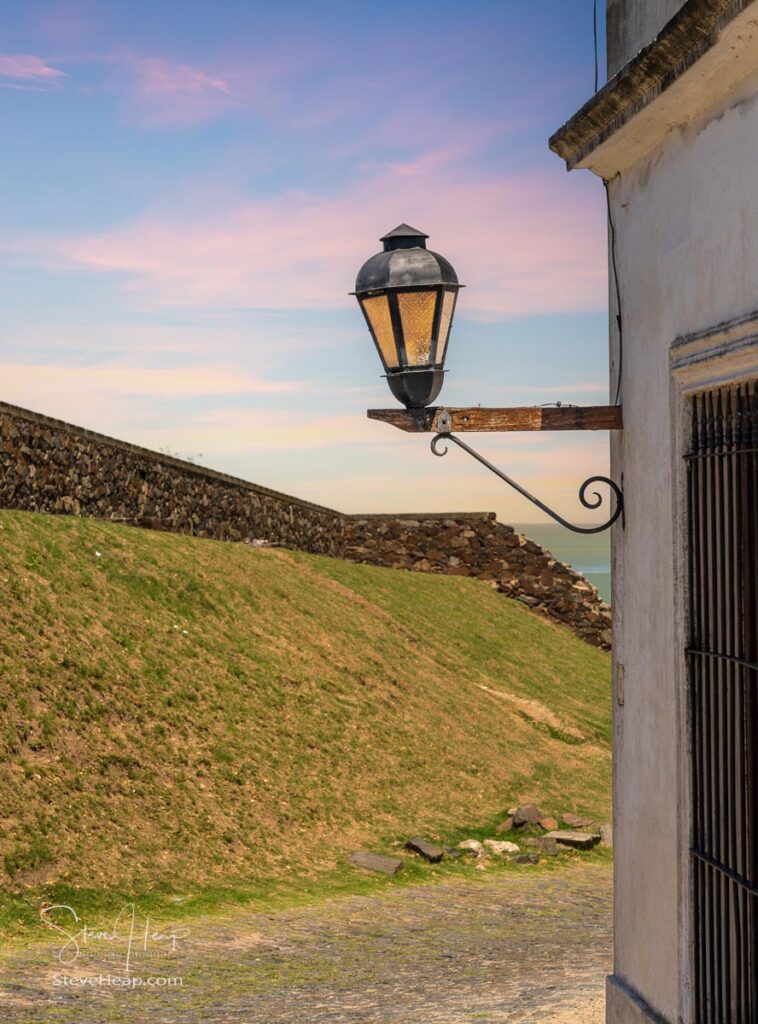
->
<box><xmin>748</xmin><ymin>384</ymin><xmax>758</xmax><ymax>1008</ymax></box>
<box><xmin>734</xmin><ymin>385</ymin><xmax>750</xmax><ymax>1019</ymax></box>
<box><xmin>716</xmin><ymin>391</ymin><xmax>733</xmax><ymax>1013</ymax></box>
<box><xmin>707</xmin><ymin>389</ymin><xmax>726</xmax><ymax>1023</ymax></box>
<box><xmin>701</xmin><ymin>417</ymin><xmax>710</xmax><ymax>1023</ymax></box>
<box><xmin>702</xmin><ymin>392</ymin><xmax>716</xmax><ymax>1021</ymax></box>
<box><xmin>690</xmin><ymin>396</ymin><xmax>705</xmax><ymax>1019</ymax></box>
<box><xmin>718</xmin><ymin>393</ymin><xmax>729</xmax><ymax>1022</ymax></box>
<box><xmin>737</xmin><ymin>385</ymin><xmax>749</xmax><ymax>1018</ymax></box>
<box><xmin>731</xmin><ymin>388</ymin><xmax>741</xmax><ymax>1018</ymax></box>
<box><xmin>692</xmin><ymin>393</ymin><xmax>704</xmax><ymax>1015</ymax></box>
<box><xmin>725</xmin><ymin>389</ymin><xmax>742</xmax><ymax>1019</ymax></box>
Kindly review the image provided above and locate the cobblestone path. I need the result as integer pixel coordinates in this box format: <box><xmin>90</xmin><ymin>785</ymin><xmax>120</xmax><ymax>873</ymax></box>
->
<box><xmin>0</xmin><ymin>863</ymin><xmax>612</xmax><ymax>1023</ymax></box>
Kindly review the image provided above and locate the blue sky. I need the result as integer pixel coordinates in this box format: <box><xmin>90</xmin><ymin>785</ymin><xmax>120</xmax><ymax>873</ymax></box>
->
<box><xmin>0</xmin><ymin>1</ymin><xmax>611</xmax><ymax>523</ymax></box>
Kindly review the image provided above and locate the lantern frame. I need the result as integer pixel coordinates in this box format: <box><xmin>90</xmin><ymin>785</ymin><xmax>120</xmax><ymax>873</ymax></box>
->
<box><xmin>352</xmin><ymin>224</ymin><xmax>462</xmax><ymax>409</ymax></box>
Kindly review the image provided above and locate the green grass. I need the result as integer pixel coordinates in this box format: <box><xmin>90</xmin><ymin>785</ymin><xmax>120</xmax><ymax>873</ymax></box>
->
<box><xmin>0</xmin><ymin>509</ymin><xmax>611</xmax><ymax>940</ymax></box>
<box><xmin>0</xmin><ymin>825</ymin><xmax>612</xmax><ymax>950</ymax></box>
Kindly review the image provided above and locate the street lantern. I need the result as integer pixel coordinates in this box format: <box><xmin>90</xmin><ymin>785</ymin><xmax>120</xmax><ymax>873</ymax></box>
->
<box><xmin>353</xmin><ymin>224</ymin><xmax>462</xmax><ymax>409</ymax></box>
<box><xmin>359</xmin><ymin>225</ymin><xmax>625</xmax><ymax>535</ymax></box>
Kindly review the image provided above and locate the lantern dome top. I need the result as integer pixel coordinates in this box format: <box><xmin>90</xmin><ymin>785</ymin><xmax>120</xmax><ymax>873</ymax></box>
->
<box><xmin>355</xmin><ymin>225</ymin><xmax>459</xmax><ymax>294</ymax></box>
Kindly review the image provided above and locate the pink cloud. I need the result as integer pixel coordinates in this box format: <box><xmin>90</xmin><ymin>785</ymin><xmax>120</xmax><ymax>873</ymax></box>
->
<box><xmin>125</xmin><ymin>55</ymin><xmax>228</xmax><ymax>101</ymax></box>
<box><xmin>130</xmin><ymin>57</ymin><xmax>229</xmax><ymax>98</ymax></box>
<box><xmin>0</xmin><ymin>46</ymin><xmax>273</xmax><ymax>125</ymax></box>
<box><xmin>41</xmin><ymin>157</ymin><xmax>606</xmax><ymax>317</ymax></box>
<box><xmin>0</xmin><ymin>82</ymin><xmax>51</xmax><ymax>93</ymax></box>
<box><xmin>0</xmin><ymin>53</ymin><xmax>65</xmax><ymax>83</ymax></box>
<box><xmin>108</xmin><ymin>52</ymin><xmax>234</xmax><ymax>127</ymax></box>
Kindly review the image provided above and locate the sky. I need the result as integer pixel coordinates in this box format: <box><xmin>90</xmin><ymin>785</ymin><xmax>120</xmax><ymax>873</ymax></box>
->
<box><xmin>0</xmin><ymin>0</ymin><xmax>612</xmax><ymax>525</ymax></box>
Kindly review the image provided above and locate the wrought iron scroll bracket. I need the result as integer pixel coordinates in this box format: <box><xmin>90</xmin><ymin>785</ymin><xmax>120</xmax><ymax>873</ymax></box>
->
<box><xmin>430</xmin><ymin>423</ymin><xmax>624</xmax><ymax>535</ymax></box>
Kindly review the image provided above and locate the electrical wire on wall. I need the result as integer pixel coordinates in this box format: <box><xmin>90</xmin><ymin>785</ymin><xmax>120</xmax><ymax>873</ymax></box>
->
<box><xmin>604</xmin><ymin>179</ymin><xmax>624</xmax><ymax>406</ymax></box>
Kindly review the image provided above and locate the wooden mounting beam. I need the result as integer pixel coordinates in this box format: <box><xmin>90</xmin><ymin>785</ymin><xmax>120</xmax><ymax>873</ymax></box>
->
<box><xmin>367</xmin><ymin>405</ymin><xmax>623</xmax><ymax>433</ymax></box>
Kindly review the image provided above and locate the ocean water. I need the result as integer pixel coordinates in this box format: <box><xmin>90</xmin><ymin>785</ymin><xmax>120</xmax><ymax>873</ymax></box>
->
<box><xmin>512</xmin><ymin>523</ymin><xmax>611</xmax><ymax>604</ymax></box>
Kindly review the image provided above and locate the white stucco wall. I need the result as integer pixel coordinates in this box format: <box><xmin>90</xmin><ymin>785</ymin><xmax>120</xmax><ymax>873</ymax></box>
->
<box><xmin>606</xmin><ymin>0</ymin><xmax>685</xmax><ymax>75</ymax></box>
<box><xmin>608</xmin><ymin>70</ymin><xmax>758</xmax><ymax>1023</ymax></box>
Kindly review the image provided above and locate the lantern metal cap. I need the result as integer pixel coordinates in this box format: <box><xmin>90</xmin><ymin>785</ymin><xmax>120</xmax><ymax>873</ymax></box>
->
<box><xmin>380</xmin><ymin>224</ymin><xmax>429</xmax><ymax>251</ymax></box>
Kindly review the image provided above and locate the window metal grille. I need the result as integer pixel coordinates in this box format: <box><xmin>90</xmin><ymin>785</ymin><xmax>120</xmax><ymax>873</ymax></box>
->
<box><xmin>688</xmin><ymin>382</ymin><xmax>758</xmax><ymax>1022</ymax></box>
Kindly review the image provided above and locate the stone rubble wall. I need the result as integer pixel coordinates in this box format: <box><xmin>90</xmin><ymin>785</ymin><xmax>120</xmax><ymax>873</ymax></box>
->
<box><xmin>0</xmin><ymin>401</ymin><xmax>611</xmax><ymax>648</ymax></box>
<box><xmin>0</xmin><ymin>402</ymin><xmax>345</xmax><ymax>556</ymax></box>
<box><xmin>343</xmin><ymin>513</ymin><xmax>612</xmax><ymax>649</ymax></box>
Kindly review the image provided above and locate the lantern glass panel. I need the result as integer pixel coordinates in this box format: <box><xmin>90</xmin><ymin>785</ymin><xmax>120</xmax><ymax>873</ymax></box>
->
<box><xmin>361</xmin><ymin>295</ymin><xmax>399</xmax><ymax>369</ymax></box>
<box><xmin>397</xmin><ymin>290</ymin><xmax>437</xmax><ymax>366</ymax></box>
<box><xmin>435</xmin><ymin>289</ymin><xmax>457</xmax><ymax>365</ymax></box>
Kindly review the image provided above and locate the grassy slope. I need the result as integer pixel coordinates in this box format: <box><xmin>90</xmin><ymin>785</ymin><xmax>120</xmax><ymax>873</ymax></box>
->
<box><xmin>0</xmin><ymin>510</ymin><xmax>610</xmax><ymax>907</ymax></box>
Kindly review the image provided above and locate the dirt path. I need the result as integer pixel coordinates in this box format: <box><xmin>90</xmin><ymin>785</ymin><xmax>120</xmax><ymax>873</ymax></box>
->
<box><xmin>0</xmin><ymin>864</ymin><xmax>612</xmax><ymax>1023</ymax></box>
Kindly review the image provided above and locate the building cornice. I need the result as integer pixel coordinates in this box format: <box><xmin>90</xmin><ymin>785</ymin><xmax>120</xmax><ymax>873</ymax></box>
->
<box><xmin>550</xmin><ymin>0</ymin><xmax>758</xmax><ymax>176</ymax></box>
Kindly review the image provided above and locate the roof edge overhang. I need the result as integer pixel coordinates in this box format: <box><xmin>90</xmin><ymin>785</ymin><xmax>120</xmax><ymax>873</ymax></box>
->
<box><xmin>550</xmin><ymin>0</ymin><xmax>758</xmax><ymax>178</ymax></box>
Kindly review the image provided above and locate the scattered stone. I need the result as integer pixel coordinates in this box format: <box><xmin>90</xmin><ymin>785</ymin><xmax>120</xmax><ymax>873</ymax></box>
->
<box><xmin>523</xmin><ymin>836</ymin><xmax>557</xmax><ymax>855</ymax></box>
<box><xmin>349</xmin><ymin>851</ymin><xmax>403</xmax><ymax>876</ymax></box>
<box><xmin>483</xmin><ymin>839</ymin><xmax>519</xmax><ymax>856</ymax></box>
<box><xmin>512</xmin><ymin>804</ymin><xmax>545</xmax><ymax>827</ymax></box>
<box><xmin>511</xmin><ymin>854</ymin><xmax>539</xmax><ymax>865</ymax></box>
<box><xmin>507</xmin><ymin>806</ymin><xmax>517</xmax><ymax>816</ymax></box>
<box><xmin>538</xmin><ymin>816</ymin><xmax>558</xmax><ymax>831</ymax></box>
<box><xmin>544</xmin><ymin>830</ymin><xmax>601</xmax><ymax>850</ymax></box>
<box><xmin>496</xmin><ymin>817</ymin><xmax>514</xmax><ymax>833</ymax></box>
<box><xmin>405</xmin><ymin>837</ymin><xmax>445</xmax><ymax>863</ymax></box>
<box><xmin>537</xmin><ymin>837</ymin><xmax>559</xmax><ymax>857</ymax></box>
<box><xmin>562</xmin><ymin>813</ymin><xmax>594</xmax><ymax>829</ymax></box>
<box><xmin>474</xmin><ymin>862</ymin><xmax>487</xmax><ymax>872</ymax></box>
<box><xmin>444</xmin><ymin>847</ymin><xmax>464</xmax><ymax>859</ymax></box>
<box><xmin>600</xmin><ymin>823</ymin><xmax>613</xmax><ymax>849</ymax></box>
<box><xmin>457</xmin><ymin>839</ymin><xmax>484</xmax><ymax>857</ymax></box>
